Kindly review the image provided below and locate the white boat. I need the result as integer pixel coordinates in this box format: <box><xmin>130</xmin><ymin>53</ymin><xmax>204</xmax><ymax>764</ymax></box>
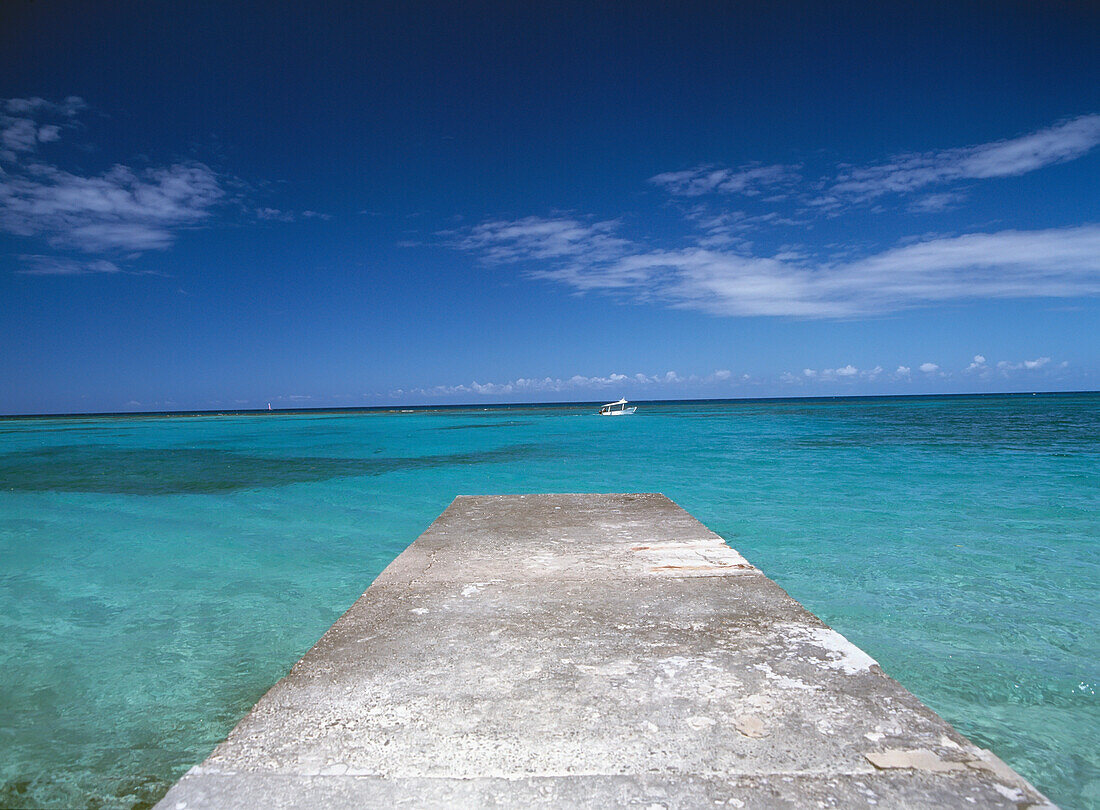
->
<box><xmin>599</xmin><ymin>398</ymin><xmax>637</xmax><ymax>416</ymax></box>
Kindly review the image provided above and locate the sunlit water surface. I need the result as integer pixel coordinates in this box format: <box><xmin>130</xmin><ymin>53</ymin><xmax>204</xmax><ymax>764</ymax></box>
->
<box><xmin>0</xmin><ymin>394</ymin><xmax>1096</xmax><ymax>808</ymax></box>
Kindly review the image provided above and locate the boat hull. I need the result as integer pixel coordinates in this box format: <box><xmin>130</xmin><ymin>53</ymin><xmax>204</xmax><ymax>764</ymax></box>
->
<box><xmin>600</xmin><ymin>407</ymin><xmax>637</xmax><ymax>416</ymax></box>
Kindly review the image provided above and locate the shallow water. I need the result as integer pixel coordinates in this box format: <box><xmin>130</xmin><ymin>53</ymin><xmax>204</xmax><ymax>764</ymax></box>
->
<box><xmin>0</xmin><ymin>394</ymin><xmax>1097</xmax><ymax>808</ymax></box>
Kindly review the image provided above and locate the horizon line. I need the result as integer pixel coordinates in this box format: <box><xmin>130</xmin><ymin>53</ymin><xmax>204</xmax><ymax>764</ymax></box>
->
<box><xmin>3</xmin><ymin>388</ymin><xmax>1097</xmax><ymax>420</ymax></box>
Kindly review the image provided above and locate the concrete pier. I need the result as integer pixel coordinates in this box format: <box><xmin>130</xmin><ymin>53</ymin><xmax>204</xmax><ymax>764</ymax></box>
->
<box><xmin>157</xmin><ymin>493</ymin><xmax>1053</xmax><ymax>808</ymax></box>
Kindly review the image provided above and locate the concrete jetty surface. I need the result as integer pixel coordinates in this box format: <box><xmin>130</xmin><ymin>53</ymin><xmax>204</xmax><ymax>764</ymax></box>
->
<box><xmin>157</xmin><ymin>493</ymin><xmax>1053</xmax><ymax>809</ymax></box>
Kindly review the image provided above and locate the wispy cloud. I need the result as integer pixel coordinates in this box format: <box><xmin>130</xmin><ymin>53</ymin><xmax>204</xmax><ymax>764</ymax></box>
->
<box><xmin>0</xmin><ymin>96</ymin><xmax>226</xmax><ymax>267</ymax></box>
<box><xmin>684</xmin><ymin>208</ymin><xmax>805</xmax><ymax>248</ymax></box>
<box><xmin>643</xmin><ymin>115</ymin><xmax>1100</xmax><ymax>228</ymax></box>
<box><xmin>450</xmin><ymin>216</ymin><xmax>630</xmax><ymax>265</ymax></box>
<box><xmin>832</xmin><ymin>226</ymin><xmax>1100</xmax><ymax>311</ymax></box>
<box><xmin>1</xmin><ymin>160</ymin><xmax>223</xmax><ymax>253</ymax></box>
<box><xmin>14</xmin><ymin>254</ymin><xmax>168</xmax><ymax>277</ymax></box>
<box><xmin>256</xmin><ymin>207</ymin><xmax>296</xmax><ymax>222</ymax></box>
<box><xmin>908</xmin><ymin>191</ymin><xmax>967</xmax><ymax>213</ymax></box>
<box><xmin>15</xmin><ymin>255</ymin><xmax>123</xmax><ymax>276</ymax></box>
<box><xmin>829</xmin><ymin>114</ymin><xmax>1100</xmax><ymax>200</ymax></box>
<box><xmin>454</xmin><ymin>216</ymin><xmax>1100</xmax><ymax>319</ymax></box>
<box><xmin>449</xmin><ymin>114</ymin><xmax>1100</xmax><ymax>319</ymax></box>
<box><xmin>996</xmin><ymin>356</ymin><xmax>1051</xmax><ymax>373</ymax></box>
<box><xmin>255</xmin><ymin>207</ymin><xmax>333</xmax><ymax>223</ymax></box>
<box><xmin>650</xmin><ymin>163</ymin><xmax>801</xmax><ymax>197</ymax></box>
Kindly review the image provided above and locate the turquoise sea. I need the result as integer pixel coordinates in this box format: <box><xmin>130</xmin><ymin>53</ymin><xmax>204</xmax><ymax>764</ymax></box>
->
<box><xmin>0</xmin><ymin>393</ymin><xmax>1097</xmax><ymax>809</ymax></box>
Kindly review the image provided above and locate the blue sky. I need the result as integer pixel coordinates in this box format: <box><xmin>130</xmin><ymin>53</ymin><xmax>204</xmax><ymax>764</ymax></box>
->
<box><xmin>1</xmin><ymin>1</ymin><xmax>1098</xmax><ymax>413</ymax></box>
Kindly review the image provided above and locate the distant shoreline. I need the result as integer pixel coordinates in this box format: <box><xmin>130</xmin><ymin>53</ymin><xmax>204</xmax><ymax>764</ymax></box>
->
<box><xmin>2</xmin><ymin>389</ymin><xmax>1096</xmax><ymax>420</ymax></box>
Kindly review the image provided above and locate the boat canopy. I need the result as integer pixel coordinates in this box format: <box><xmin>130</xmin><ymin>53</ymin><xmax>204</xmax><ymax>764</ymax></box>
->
<box><xmin>602</xmin><ymin>398</ymin><xmax>629</xmax><ymax>408</ymax></box>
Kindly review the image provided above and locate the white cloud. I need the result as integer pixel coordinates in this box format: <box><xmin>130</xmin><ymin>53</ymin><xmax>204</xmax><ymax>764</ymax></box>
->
<box><xmin>650</xmin><ymin>163</ymin><xmax>801</xmax><ymax>197</ymax></box>
<box><xmin>470</xmin><ymin>381</ymin><xmax>514</xmax><ymax>395</ymax></box>
<box><xmin>830</xmin><ymin>115</ymin><xmax>1100</xmax><ymax>200</ymax></box>
<box><xmin>896</xmin><ymin>366</ymin><xmax>911</xmax><ymax>376</ymax></box>
<box><xmin>0</xmin><ymin>96</ymin><xmax>226</xmax><ymax>259</ymax></box>
<box><xmin>398</xmin><ymin>368</ymin><xmax>719</xmax><ymax>399</ymax></box>
<box><xmin>0</xmin><ymin>96</ymin><xmax>85</xmax><ymax>161</ymax></box>
<box><xmin>829</xmin><ymin>226</ymin><xmax>1100</xmax><ymax>312</ymax></box>
<box><xmin>919</xmin><ymin>362</ymin><xmax>939</xmax><ymax>373</ymax></box>
<box><xmin>1</xmin><ymin>117</ymin><xmax>42</xmax><ymax>155</ymax></box>
<box><xmin>792</xmin><ymin>365</ymin><xmax>890</xmax><ymax>383</ymax></box>
<box><xmin>36</xmin><ymin>124</ymin><xmax>61</xmax><ymax>143</ymax></box>
<box><xmin>456</xmin><ymin>216</ymin><xmax>1100</xmax><ymax>319</ymax></box>
<box><xmin>965</xmin><ymin>354</ymin><xmax>988</xmax><ymax>373</ymax></box>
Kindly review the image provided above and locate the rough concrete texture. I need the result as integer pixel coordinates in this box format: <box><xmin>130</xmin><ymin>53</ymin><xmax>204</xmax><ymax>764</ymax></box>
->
<box><xmin>157</xmin><ymin>493</ymin><xmax>1054</xmax><ymax>809</ymax></box>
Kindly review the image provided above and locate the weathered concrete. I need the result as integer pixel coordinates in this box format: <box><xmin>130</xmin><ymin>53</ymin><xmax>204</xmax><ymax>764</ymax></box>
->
<box><xmin>157</xmin><ymin>493</ymin><xmax>1054</xmax><ymax>809</ymax></box>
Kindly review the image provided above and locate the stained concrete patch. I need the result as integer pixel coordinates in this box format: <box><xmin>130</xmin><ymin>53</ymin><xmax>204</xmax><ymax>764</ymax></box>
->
<box><xmin>156</xmin><ymin>494</ymin><xmax>1055</xmax><ymax>809</ymax></box>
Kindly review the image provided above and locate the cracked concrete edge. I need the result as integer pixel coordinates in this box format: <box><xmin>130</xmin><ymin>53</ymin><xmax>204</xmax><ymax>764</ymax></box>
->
<box><xmin>159</xmin><ymin>770</ymin><xmax>1052</xmax><ymax>810</ymax></box>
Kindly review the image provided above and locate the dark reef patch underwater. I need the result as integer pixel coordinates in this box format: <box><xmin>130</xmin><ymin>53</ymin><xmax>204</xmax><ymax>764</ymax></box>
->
<box><xmin>0</xmin><ymin>442</ymin><xmax>547</xmax><ymax>494</ymax></box>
